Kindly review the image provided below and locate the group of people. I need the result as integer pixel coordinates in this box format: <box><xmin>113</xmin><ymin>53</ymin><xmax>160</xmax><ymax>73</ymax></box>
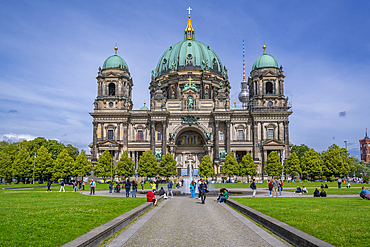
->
<box><xmin>108</xmin><ymin>179</ymin><xmax>138</xmax><ymax>197</ymax></box>
<box><xmin>313</xmin><ymin>188</ymin><xmax>327</xmax><ymax>197</ymax></box>
<box><xmin>216</xmin><ymin>188</ymin><xmax>228</xmax><ymax>203</ymax></box>
<box><xmin>294</xmin><ymin>186</ymin><xmax>308</xmax><ymax>194</ymax></box>
<box><xmin>58</xmin><ymin>179</ymin><xmax>85</xmax><ymax>192</ymax></box>
<box><xmin>190</xmin><ymin>179</ymin><xmax>208</xmax><ymax>204</ymax></box>
<box><xmin>267</xmin><ymin>178</ymin><xmax>283</xmax><ymax>197</ymax></box>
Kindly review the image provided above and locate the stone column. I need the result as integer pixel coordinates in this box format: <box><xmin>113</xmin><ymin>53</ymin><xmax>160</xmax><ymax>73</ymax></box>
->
<box><xmin>101</xmin><ymin>123</ymin><xmax>105</xmax><ymax>140</ymax></box>
<box><xmin>116</xmin><ymin>123</ymin><xmax>120</xmax><ymax>141</ymax></box>
<box><xmin>123</xmin><ymin>122</ymin><xmax>129</xmax><ymax>150</ymax></box>
<box><xmin>214</xmin><ymin>120</ymin><xmax>220</xmax><ymax>160</ymax></box>
<box><xmin>225</xmin><ymin>121</ymin><xmax>231</xmax><ymax>154</ymax></box>
<box><xmin>92</xmin><ymin>122</ymin><xmax>98</xmax><ymax>163</ymax></box>
<box><xmin>284</xmin><ymin>120</ymin><xmax>290</xmax><ymax>157</ymax></box>
<box><xmin>150</xmin><ymin>121</ymin><xmax>156</xmax><ymax>154</ymax></box>
<box><xmin>252</xmin><ymin>121</ymin><xmax>259</xmax><ymax>160</ymax></box>
<box><xmin>161</xmin><ymin>120</ymin><xmax>167</xmax><ymax>156</ymax></box>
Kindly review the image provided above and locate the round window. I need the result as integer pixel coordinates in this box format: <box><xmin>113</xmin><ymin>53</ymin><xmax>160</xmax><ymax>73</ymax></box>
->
<box><xmin>187</xmin><ymin>54</ymin><xmax>193</xmax><ymax>59</ymax></box>
<box><xmin>163</xmin><ymin>58</ymin><xmax>167</xmax><ymax>64</ymax></box>
<box><xmin>109</xmin><ymin>102</ymin><xmax>113</xmax><ymax>107</ymax></box>
<box><xmin>268</xmin><ymin>101</ymin><xmax>273</xmax><ymax>106</ymax></box>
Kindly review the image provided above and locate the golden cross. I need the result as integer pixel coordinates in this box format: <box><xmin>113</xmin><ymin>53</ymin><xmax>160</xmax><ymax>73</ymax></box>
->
<box><xmin>187</xmin><ymin>7</ymin><xmax>192</xmax><ymax>16</ymax></box>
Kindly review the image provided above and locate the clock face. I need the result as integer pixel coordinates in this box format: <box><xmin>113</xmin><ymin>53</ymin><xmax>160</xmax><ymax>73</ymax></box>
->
<box><xmin>268</xmin><ymin>101</ymin><xmax>273</xmax><ymax>106</ymax></box>
<box><xmin>109</xmin><ymin>102</ymin><xmax>113</xmax><ymax>107</ymax></box>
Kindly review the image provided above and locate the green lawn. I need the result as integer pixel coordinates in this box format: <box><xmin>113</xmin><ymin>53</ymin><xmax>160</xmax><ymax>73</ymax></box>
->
<box><xmin>284</xmin><ymin>188</ymin><xmax>361</xmax><ymax>195</ymax></box>
<box><xmin>210</xmin><ymin>181</ymin><xmax>364</xmax><ymax>189</ymax></box>
<box><xmin>233</xmin><ymin>197</ymin><xmax>370</xmax><ymax>247</ymax></box>
<box><xmin>0</xmin><ymin>192</ymin><xmax>147</xmax><ymax>247</ymax></box>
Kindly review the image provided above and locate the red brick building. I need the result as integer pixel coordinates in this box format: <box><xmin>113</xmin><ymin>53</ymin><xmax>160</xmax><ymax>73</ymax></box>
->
<box><xmin>360</xmin><ymin>130</ymin><xmax>370</xmax><ymax>163</ymax></box>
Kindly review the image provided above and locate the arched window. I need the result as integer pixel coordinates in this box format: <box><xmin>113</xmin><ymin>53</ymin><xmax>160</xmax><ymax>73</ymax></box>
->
<box><xmin>109</xmin><ymin>83</ymin><xmax>115</xmax><ymax>96</ymax></box>
<box><xmin>176</xmin><ymin>131</ymin><xmax>204</xmax><ymax>146</ymax></box>
<box><xmin>266</xmin><ymin>82</ymin><xmax>273</xmax><ymax>94</ymax></box>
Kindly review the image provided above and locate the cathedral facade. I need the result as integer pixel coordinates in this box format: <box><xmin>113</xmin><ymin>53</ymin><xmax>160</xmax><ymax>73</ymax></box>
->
<box><xmin>90</xmin><ymin>12</ymin><xmax>292</xmax><ymax>178</ymax></box>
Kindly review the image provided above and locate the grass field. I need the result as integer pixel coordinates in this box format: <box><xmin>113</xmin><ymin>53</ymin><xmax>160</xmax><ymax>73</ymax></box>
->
<box><xmin>210</xmin><ymin>181</ymin><xmax>364</xmax><ymax>189</ymax></box>
<box><xmin>0</xmin><ymin>192</ymin><xmax>147</xmax><ymax>247</ymax></box>
<box><xmin>284</xmin><ymin>188</ymin><xmax>361</xmax><ymax>195</ymax></box>
<box><xmin>233</xmin><ymin>197</ymin><xmax>370</xmax><ymax>247</ymax></box>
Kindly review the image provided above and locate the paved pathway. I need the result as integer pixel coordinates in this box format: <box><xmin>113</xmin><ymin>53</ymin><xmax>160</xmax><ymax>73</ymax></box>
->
<box><xmin>106</xmin><ymin>197</ymin><xmax>288</xmax><ymax>247</ymax></box>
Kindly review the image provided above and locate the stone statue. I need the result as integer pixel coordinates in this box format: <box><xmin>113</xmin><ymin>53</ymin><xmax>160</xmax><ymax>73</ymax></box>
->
<box><xmin>220</xmin><ymin>149</ymin><xmax>227</xmax><ymax>160</ymax></box>
<box><xmin>171</xmin><ymin>60</ymin><xmax>178</xmax><ymax>71</ymax></box>
<box><xmin>206</xmin><ymin>132</ymin><xmax>212</xmax><ymax>142</ymax></box>
<box><xmin>169</xmin><ymin>133</ymin><xmax>175</xmax><ymax>142</ymax></box>
<box><xmin>202</xmin><ymin>59</ymin><xmax>209</xmax><ymax>70</ymax></box>
<box><xmin>187</xmin><ymin>97</ymin><xmax>193</xmax><ymax>109</ymax></box>
<box><xmin>224</xmin><ymin>66</ymin><xmax>228</xmax><ymax>78</ymax></box>
<box><xmin>151</xmin><ymin>70</ymin><xmax>156</xmax><ymax>79</ymax></box>
<box><xmin>155</xmin><ymin>149</ymin><xmax>162</xmax><ymax>160</ymax></box>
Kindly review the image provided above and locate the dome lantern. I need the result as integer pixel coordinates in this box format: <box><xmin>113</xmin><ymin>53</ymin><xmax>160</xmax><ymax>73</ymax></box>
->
<box><xmin>184</xmin><ymin>7</ymin><xmax>195</xmax><ymax>40</ymax></box>
<box><xmin>251</xmin><ymin>44</ymin><xmax>279</xmax><ymax>70</ymax></box>
<box><xmin>102</xmin><ymin>46</ymin><xmax>129</xmax><ymax>71</ymax></box>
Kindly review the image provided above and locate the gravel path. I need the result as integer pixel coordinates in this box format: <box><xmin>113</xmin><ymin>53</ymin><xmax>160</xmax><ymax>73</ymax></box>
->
<box><xmin>108</xmin><ymin>197</ymin><xmax>287</xmax><ymax>247</ymax></box>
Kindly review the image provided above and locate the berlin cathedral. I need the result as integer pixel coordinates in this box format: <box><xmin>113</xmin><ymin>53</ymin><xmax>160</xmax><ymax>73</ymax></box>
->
<box><xmin>89</xmin><ymin>9</ymin><xmax>292</xmax><ymax>178</ymax></box>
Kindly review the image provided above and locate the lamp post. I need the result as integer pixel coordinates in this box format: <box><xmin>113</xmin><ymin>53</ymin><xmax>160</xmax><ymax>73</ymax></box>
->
<box><xmin>33</xmin><ymin>152</ymin><xmax>36</xmax><ymax>184</ymax></box>
<box><xmin>255</xmin><ymin>142</ymin><xmax>263</xmax><ymax>181</ymax></box>
<box><xmin>109</xmin><ymin>144</ymin><xmax>116</xmax><ymax>182</ymax></box>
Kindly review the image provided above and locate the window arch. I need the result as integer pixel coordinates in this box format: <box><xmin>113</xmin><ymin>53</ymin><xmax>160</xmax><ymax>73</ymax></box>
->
<box><xmin>266</xmin><ymin>82</ymin><xmax>273</xmax><ymax>94</ymax></box>
<box><xmin>109</xmin><ymin>83</ymin><xmax>115</xmax><ymax>96</ymax></box>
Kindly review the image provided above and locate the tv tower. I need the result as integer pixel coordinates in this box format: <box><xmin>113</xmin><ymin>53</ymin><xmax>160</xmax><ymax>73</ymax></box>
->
<box><xmin>238</xmin><ymin>40</ymin><xmax>249</xmax><ymax>109</ymax></box>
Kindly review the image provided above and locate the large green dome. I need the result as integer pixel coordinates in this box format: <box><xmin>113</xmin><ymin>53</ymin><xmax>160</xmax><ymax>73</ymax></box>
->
<box><xmin>252</xmin><ymin>52</ymin><xmax>278</xmax><ymax>70</ymax></box>
<box><xmin>103</xmin><ymin>54</ymin><xmax>129</xmax><ymax>71</ymax></box>
<box><xmin>154</xmin><ymin>39</ymin><xmax>224</xmax><ymax>78</ymax></box>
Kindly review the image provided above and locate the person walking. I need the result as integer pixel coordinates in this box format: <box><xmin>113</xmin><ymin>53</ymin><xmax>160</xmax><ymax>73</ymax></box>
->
<box><xmin>278</xmin><ymin>179</ymin><xmax>283</xmax><ymax>196</ymax></box>
<box><xmin>199</xmin><ymin>180</ymin><xmax>207</xmax><ymax>204</ymax></box>
<box><xmin>73</xmin><ymin>181</ymin><xmax>78</xmax><ymax>192</ymax></box>
<box><xmin>141</xmin><ymin>181</ymin><xmax>144</xmax><ymax>191</ymax></box>
<box><xmin>78</xmin><ymin>180</ymin><xmax>82</xmax><ymax>191</ymax></box>
<box><xmin>90</xmin><ymin>179</ymin><xmax>96</xmax><ymax>195</ymax></box>
<box><xmin>132</xmin><ymin>181</ymin><xmax>137</xmax><ymax>197</ymax></box>
<box><xmin>250</xmin><ymin>179</ymin><xmax>257</xmax><ymax>197</ymax></box>
<box><xmin>190</xmin><ymin>180</ymin><xmax>196</xmax><ymax>198</ymax></box>
<box><xmin>167</xmin><ymin>180</ymin><xmax>174</xmax><ymax>198</ymax></box>
<box><xmin>82</xmin><ymin>181</ymin><xmax>85</xmax><ymax>190</ymax></box>
<box><xmin>338</xmin><ymin>178</ymin><xmax>342</xmax><ymax>188</ymax></box>
<box><xmin>268</xmin><ymin>179</ymin><xmax>273</xmax><ymax>196</ymax></box>
<box><xmin>272</xmin><ymin>177</ymin><xmax>279</xmax><ymax>197</ymax></box>
<box><xmin>109</xmin><ymin>181</ymin><xmax>113</xmax><ymax>194</ymax></box>
<box><xmin>59</xmin><ymin>180</ymin><xmax>65</xmax><ymax>192</ymax></box>
<box><xmin>125</xmin><ymin>179</ymin><xmax>131</xmax><ymax>198</ymax></box>
<box><xmin>47</xmin><ymin>179</ymin><xmax>52</xmax><ymax>192</ymax></box>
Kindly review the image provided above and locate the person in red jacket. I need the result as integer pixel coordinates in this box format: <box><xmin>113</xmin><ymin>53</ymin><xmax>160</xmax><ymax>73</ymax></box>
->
<box><xmin>147</xmin><ymin>191</ymin><xmax>157</xmax><ymax>206</ymax></box>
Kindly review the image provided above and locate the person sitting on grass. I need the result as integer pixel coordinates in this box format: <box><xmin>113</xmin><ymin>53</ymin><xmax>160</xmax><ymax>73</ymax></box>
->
<box><xmin>325</xmin><ymin>184</ymin><xmax>329</xmax><ymax>188</ymax></box>
<box><xmin>217</xmin><ymin>188</ymin><xmax>228</xmax><ymax>203</ymax></box>
<box><xmin>346</xmin><ymin>183</ymin><xmax>351</xmax><ymax>188</ymax></box>
<box><xmin>360</xmin><ymin>186</ymin><xmax>370</xmax><ymax>199</ymax></box>
<box><xmin>302</xmin><ymin>186</ymin><xmax>308</xmax><ymax>193</ymax></box>
<box><xmin>321</xmin><ymin>184</ymin><xmax>324</xmax><ymax>189</ymax></box>
<box><xmin>320</xmin><ymin>188</ymin><xmax>327</xmax><ymax>197</ymax></box>
<box><xmin>294</xmin><ymin>187</ymin><xmax>302</xmax><ymax>193</ymax></box>
<box><xmin>147</xmin><ymin>191</ymin><xmax>157</xmax><ymax>206</ymax></box>
<box><xmin>313</xmin><ymin>188</ymin><xmax>320</xmax><ymax>197</ymax></box>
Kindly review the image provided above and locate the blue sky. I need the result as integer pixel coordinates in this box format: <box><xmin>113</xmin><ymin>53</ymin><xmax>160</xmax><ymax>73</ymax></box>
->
<box><xmin>0</xmin><ymin>1</ymin><xmax>369</xmax><ymax>158</ymax></box>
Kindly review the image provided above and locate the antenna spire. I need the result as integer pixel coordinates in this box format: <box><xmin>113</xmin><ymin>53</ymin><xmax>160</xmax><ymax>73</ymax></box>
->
<box><xmin>243</xmin><ymin>40</ymin><xmax>245</xmax><ymax>81</ymax></box>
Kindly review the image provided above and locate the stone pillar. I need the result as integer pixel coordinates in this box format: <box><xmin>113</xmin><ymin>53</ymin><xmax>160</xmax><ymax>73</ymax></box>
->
<box><xmin>161</xmin><ymin>121</ymin><xmax>167</xmax><ymax>156</ymax></box>
<box><xmin>116</xmin><ymin>123</ymin><xmax>120</xmax><ymax>141</ymax></box>
<box><xmin>92</xmin><ymin>122</ymin><xmax>98</xmax><ymax>162</ymax></box>
<box><xmin>123</xmin><ymin>122</ymin><xmax>129</xmax><ymax>150</ymax></box>
<box><xmin>150</xmin><ymin>121</ymin><xmax>156</xmax><ymax>154</ymax></box>
<box><xmin>225</xmin><ymin>121</ymin><xmax>231</xmax><ymax>154</ymax></box>
<box><xmin>252</xmin><ymin>121</ymin><xmax>259</xmax><ymax>160</ymax></box>
<box><xmin>101</xmin><ymin>123</ymin><xmax>105</xmax><ymax>140</ymax></box>
<box><xmin>214</xmin><ymin>120</ymin><xmax>220</xmax><ymax>160</ymax></box>
<box><xmin>284</xmin><ymin>120</ymin><xmax>290</xmax><ymax>157</ymax></box>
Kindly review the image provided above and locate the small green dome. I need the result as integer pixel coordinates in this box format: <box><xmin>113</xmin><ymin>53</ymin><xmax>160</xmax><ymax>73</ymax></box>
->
<box><xmin>154</xmin><ymin>39</ymin><xmax>224</xmax><ymax>78</ymax></box>
<box><xmin>139</xmin><ymin>103</ymin><xmax>149</xmax><ymax>110</ymax></box>
<box><xmin>103</xmin><ymin>54</ymin><xmax>129</xmax><ymax>71</ymax></box>
<box><xmin>230</xmin><ymin>102</ymin><xmax>240</xmax><ymax>110</ymax></box>
<box><xmin>252</xmin><ymin>52</ymin><xmax>278</xmax><ymax>70</ymax></box>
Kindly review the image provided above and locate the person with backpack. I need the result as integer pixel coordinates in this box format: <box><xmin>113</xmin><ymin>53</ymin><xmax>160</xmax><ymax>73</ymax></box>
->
<box><xmin>125</xmin><ymin>179</ymin><xmax>131</xmax><ymax>198</ymax></box>
<box><xmin>278</xmin><ymin>179</ymin><xmax>283</xmax><ymax>196</ymax></box>
<box><xmin>250</xmin><ymin>179</ymin><xmax>257</xmax><ymax>197</ymax></box>
<box><xmin>132</xmin><ymin>181</ymin><xmax>138</xmax><ymax>197</ymax></box>
<box><xmin>199</xmin><ymin>180</ymin><xmax>208</xmax><ymax>204</ymax></box>
<box><xmin>272</xmin><ymin>177</ymin><xmax>279</xmax><ymax>197</ymax></box>
<box><xmin>59</xmin><ymin>180</ymin><xmax>65</xmax><ymax>192</ymax></box>
<box><xmin>167</xmin><ymin>180</ymin><xmax>174</xmax><ymax>198</ymax></box>
<box><xmin>268</xmin><ymin>179</ymin><xmax>273</xmax><ymax>196</ymax></box>
<box><xmin>109</xmin><ymin>181</ymin><xmax>113</xmax><ymax>194</ymax></box>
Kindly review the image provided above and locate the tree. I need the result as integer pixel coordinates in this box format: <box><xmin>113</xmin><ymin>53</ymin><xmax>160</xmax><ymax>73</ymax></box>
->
<box><xmin>44</xmin><ymin>140</ymin><xmax>65</xmax><ymax>159</ymax></box>
<box><xmin>291</xmin><ymin>144</ymin><xmax>309</xmax><ymax>161</ymax></box>
<box><xmin>53</xmin><ymin>149</ymin><xmax>74</xmax><ymax>179</ymax></box>
<box><xmin>73</xmin><ymin>150</ymin><xmax>92</xmax><ymax>179</ymax></box>
<box><xmin>93</xmin><ymin>150</ymin><xmax>112</xmax><ymax>179</ymax></box>
<box><xmin>0</xmin><ymin>143</ymin><xmax>14</xmax><ymax>181</ymax></box>
<box><xmin>34</xmin><ymin>146</ymin><xmax>53</xmax><ymax>179</ymax></box>
<box><xmin>65</xmin><ymin>144</ymin><xmax>79</xmax><ymax>161</ymax></box>
<box><xmin>353</xmin><ymin>159</ymin><xmax>370</xmax><ymax>177</ymax></box>
<box><xmin>284</xmin><ymin>152</ymin><xmax>301</xmax><ymax>178</ymax></box>
<box><xmin>12</xmin><ymin>148</ymin><xmax>33</xmax><ymax>182</ymax></box>
<box><xmin>321</xmin><ymin>144</ymin><xmax>349</xmax><ymax>177</ymax></box>
<box><xmin>158</xmin><ymin>153</ymin><xmax>177</xmax><ymax>178</ymax></box>
<box><xmin>221</xmin><ymin>152</ymin><xmax>239</xmax><ymax>181</ymax></box>
<box><xmin>264</xmin><ymin>151</ymin><xmax>283</xmax><ymax>177</ymax></box>
<box><xmin>115</xmin><ymin>151</ymin><xmax>134</xmax><ymax>178</ymax></box>
<box><xmin>138</xmin><ymin>150</ymin><xmax>158</xmax><ymax>178</ymax></box>
<box><xmin>300</xmin><ymin>148</ymin><xmax>322</xmax><ymax>179</ymax></box>
<box><xmin>199</xmin><ymin>155</ymin><xmax>215</xmax><ymax>178</ymax></box>
<box><xmin>239</xmin><ymin>153</ymin><xmax>257</xmax><ymax>182</ymax></box>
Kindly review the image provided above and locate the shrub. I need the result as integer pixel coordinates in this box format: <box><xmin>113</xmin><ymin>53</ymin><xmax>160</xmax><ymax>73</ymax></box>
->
<box><xmin>314</xmin><ymin>176</ymin><xmax>319</xmax><ymax>180</ymax></box>
<box><xmin>237</xmin><ymin>180</ymin><xmax>241</xmax><ymax>183</ymax></box>
<box><xmin>174</xmin><ymin>178</ymin><xmax>177</xmax><ymax>183</ymax></box>
<box><xmin>303</xmin><ymin>179</ymin><xmax>308</xmax><ymax>182</ymax></box>
<box><xmin>145</xmin><ymin>180</ymin><xmax>150</xmax><ymax>184</ymax></box>
<box><xmin>322</xmin><ymin>176</ymin><xmax>326</xmax><ymax>180</ymax></box>
<box><xmin>363</xmin><ymin>175</ymin><xmax>370</xmax><ymax>183</ymax></box>
<box><xmin>330</xmin><ymin>176</ymin><xmax>335</xmax><ymax>182</ymax></box>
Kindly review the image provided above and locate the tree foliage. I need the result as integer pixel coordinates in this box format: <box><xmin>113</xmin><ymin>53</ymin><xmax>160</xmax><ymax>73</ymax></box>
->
<box><xmin>300</xmin><ymin>148</ymin><xmax>322</xmax><ymax>178</ymax></box>
<box><xmin>35</xmin><ymin>146</ymin><xmax>53</xmax><ymax>179</ymax></box>
<box><xmin>264</xmin><ymin>151</ymin><xmax>282</xmax><ymax>177</ymax></box>
<box><xmin>158</xmin><ymin>153</ymin><xmax>177</xmax><ymax>178</ymax></box>
<box><xmin>221</xmin><ymin>152</ymin><xmax>239</xmax><ymax>178</ymax></box>
<box><xmin>12</xmin><ymin>148</ymin><xmax>33</xmax><ymax>181</ymax></box>
<box><xmin>239</xmin><ymin>153</ymin><xmax>257</xmax><ymax>181</ymax></box>
<box><xmin>284</xmin><ymin>152</ymin><xmax>301</xmax><ymax>177</ymax></box>
<box><xmin>115</xmin><ymin>151</ymin><xmax>134</xmax><ymax>178</ymax></box>
<box><xmin>0</xmin><ymin>146</ymin><xmax>13</xmax><ymax>180</ymax></box>
<box><xmin>53</xmin><ymin>149</ymin><xmax>74</xmax><ymax>179</ymax></box>
<box><xmin>321</xmin><ymin>144</ymin><xmax>355</xmax><ymax>177</ymax></box>
<box><xmin>138</xmin><ymin>150</ymin><xmax>158</xmax><ymax>178</ymax></box>
<box><xmin>93</xmin><ymin>149</ymin><xmax>112</xmax><ymax>179</ymax></box>
<box><xmin>353</xmin><ymin>159</ymin><xmax>370</xmax><ymax>177</ymax></box>
<box><xmin>291</xmin><ymin>144</ymin><xmax>309</xmax><ymax>161</ymax></box>
<box><xmin>73</xmin><ymin>150</ymin><xmax>92</xmax><ymax>178</ymax></box>
<box><xmin>199</xmin><ymin>155</ymin><xmax>215</xmax><ymax>178</ymax></box>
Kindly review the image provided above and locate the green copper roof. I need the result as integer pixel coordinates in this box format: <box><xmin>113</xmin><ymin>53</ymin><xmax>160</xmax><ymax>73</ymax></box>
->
<box><xmin>252</xmin><ymin>52</ymin><xmax>278</xmax><ymax>70</ymax></box>
<box><xmin>103</xmin><ymin>54</ymin><xmax>129</xmax><ymax>71</ymax></box>
<box><xmin>154</xmin><ymin>39</ymin><xmax>224</xmax><ymax>78</ymax></box>
<box><xmin>230</xmin><ymin>103</ymin><xmax>240</xmax><ymax>110</ymax></box>
<box><xmin>139</xmin><ymin>103</ymin><xmax>149</xmax><ymax>110</ymax></box>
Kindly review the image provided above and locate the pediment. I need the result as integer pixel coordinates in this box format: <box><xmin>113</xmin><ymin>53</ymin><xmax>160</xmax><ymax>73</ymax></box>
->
<box><xmin>98</xmin><ymin>139</ymin><xmax>120</xmax><ymax>146</ymax></box>
<box><xmin>106</xmin><ymin>72</ymin><xmax>119</xmax><ymax>77</ymax></box>
<box><xmin>262</xmin><ymin>70</ymin><xmax>278</xmax><ymax>77</ymax></box>
<box><xmin>263</xmin><ymin>139</ymin><xmax>285</xmax><ymax>146</ymax></box>
<box><xmin>182</xmin><ymin>87</ymin><xmax>198</xmax><ymax>94</ymax></box>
